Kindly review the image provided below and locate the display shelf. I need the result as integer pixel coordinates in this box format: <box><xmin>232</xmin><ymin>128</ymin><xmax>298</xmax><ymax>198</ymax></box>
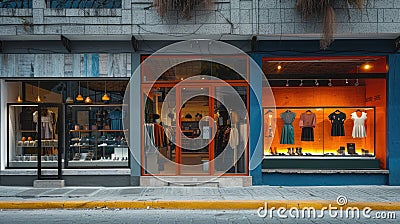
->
<box><xmin>66</xmin><ymin>104</ymin><xmax>128</xmax><ymax>168</ymax></box>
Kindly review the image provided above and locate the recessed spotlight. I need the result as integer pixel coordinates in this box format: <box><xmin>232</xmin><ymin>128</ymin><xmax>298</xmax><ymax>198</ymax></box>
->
<box><xmin>277</xmin><ymin>65</ymin><xmax>282</xmax><ymax>70</ymax></box>
<box><xmin>363</xmin><ymin>64</ymin><xmax>371</xmax><ymax>70</ymax></box>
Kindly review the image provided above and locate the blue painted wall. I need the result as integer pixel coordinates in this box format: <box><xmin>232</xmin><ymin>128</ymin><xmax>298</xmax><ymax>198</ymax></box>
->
<box><xmin>387</xmin><ymin>54</ymin><xmax>400</xmax><ymax>185</ymax></box>
<box><xmin>249</xmin><ymin>53</ymin><xmax>264</xmax><ymax>185</ymax></box>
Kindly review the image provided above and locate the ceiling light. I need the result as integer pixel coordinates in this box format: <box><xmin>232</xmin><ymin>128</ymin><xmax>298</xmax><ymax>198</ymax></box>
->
<box><xmin>76</xmin><ymin>81</ymin><xmax>83</xmax><ymax>101</ymax></box>
<box><xmin>285</xmin><ymin>80</ymin><xmax>289</xmax><ymax>87</ymax></box>
<box><xmin>277</xmin><ymin>65</ymin><xmax>282</xmax><ymax>70</ymax></box>
<box><xmin>363</xmin><ymin>64</ymin><xmax>371</xmax><ymax>70</ymax></box>
<box><xmin>299</xmin><ymin>80</ymin><xmax>303</xmax><ymax>87</ymax></box>
<box><xmin>328</xmin><ymin>79</ymin><xmax>332</xmax><ymax>87</ymax></box>
<box><xmin>85</xmin><ymin>81</ymin><xmax>92</xmax><ymax>104</ymax></box>
<box><xmin>66</xmin><ymin>97</ymin><xmax>74</xmax><ymax>104</ymax></box>
<box><xmin>315</xmin><ymin>80</ymin><xmax>319</xmax><ymax>86</ymax></box>
<box><xmin>17</xmin><ymin>82</ymin><xmax>23</xmax><ymax>103</ymax></box>
<box><xmin>36</xmin><ymin>81</ymin><xmax>42</xmax><ymax>102</ymax></box>
<box><xmin>102</xmin><ymin>81</ymin><xmax>110</xmax><ymax>101</ymax></box>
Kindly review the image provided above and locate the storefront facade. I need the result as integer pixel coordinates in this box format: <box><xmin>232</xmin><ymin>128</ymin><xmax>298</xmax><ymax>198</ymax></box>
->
<box><xmin>1</xmin><ymin>0</ymin><xmax>400</xmax><ymax>186</ymax></box>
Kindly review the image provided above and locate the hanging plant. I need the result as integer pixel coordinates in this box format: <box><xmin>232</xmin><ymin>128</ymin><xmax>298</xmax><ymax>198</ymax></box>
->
<box><xmin>296</xmin><ymin>0</ymin><xmax>363</xmax><ymax>49</ymax></box>
<box><xmin>153</xmin><ymin>0</ymin><xmax>213</xmax><ymax>19</ymax></box>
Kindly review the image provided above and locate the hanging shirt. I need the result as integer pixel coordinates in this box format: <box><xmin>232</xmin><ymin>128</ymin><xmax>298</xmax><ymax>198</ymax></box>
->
<box><xmin>20</xmin><ymin>108</ymin><xmax>35</xmax><ymax>130</ymax></box>
<box><xmin>299</xmin><ymin>112</ymin><xmax>316</xmax><ymax>128</ymax></box>
<box><xmin>328</xmin><ymin>111</ymin><xmax>346</xmax><ymax>136</ymax></box>
<box><xmin>109</xmin><ymin>109</ymin><xmax>123</xmax><ymax>130</ymax></box>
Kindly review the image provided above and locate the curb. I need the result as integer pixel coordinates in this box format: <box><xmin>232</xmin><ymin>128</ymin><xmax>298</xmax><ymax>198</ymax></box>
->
<box><xmin>0</xmin><ymin>200</ymin><xmax>400</xmax><ymax>210</ymax></box>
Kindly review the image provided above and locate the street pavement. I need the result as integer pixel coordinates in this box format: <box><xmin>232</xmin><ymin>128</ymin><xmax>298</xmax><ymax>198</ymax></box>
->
<box><xmin>0</xmin><ymin>185</ymin><xmax>400</xmax><ymax>202</ymax></box>
<box><xmin>1</xmin><ymin>185</ymin><xmax>400</xmax><ymax>223</ymax></box>
<box><xmin>0</xmin><ymin>209</ymin><xmax>399</xmax><ymax>224</ymax></box>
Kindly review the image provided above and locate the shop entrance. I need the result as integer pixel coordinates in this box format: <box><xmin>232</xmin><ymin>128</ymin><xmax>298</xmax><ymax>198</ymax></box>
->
<box><xmin>176</xmin><ymin>86</ymin><xmax>213</xmax><ymax>175</ymax></box>
<box><xmin>143</xmin><ymin>82</ymin><xmax>249</xmax><ymax>176</ymax></box>
<box><xmin>37</xmin><ymin>103</ymin><xmax>64</xmax><ymax>180</ymax></box>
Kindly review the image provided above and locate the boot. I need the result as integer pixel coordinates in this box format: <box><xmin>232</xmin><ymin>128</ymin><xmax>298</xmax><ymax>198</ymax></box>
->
<box><xmin>295</xmin><ymin>147</ymin><xmax>299</xmax><ymax>155</ymax></box>
<box><xmin>273</xmin><ymin>147</ymin><xmax>278</xmax><ymax>155</ymax></box>
<box><xmin>287</xmin><ymin>148</ymin><xmax>291</xmax><ymax>155</ymax></box>
<box><xmin>299</xmin><ymin>147</ymin><xmax>303</xmax><ymax>155</ymax></box>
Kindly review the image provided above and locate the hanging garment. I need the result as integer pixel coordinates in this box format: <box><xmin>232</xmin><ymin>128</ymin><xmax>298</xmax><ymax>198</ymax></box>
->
<box><xmin>153</xmin><ymin>123</ymin><xmax>166</xmax><ymax>147</ymax></box>
<box><xmin>300</xmin><ymin>111</ymin><xmax>316</xmax><ymax>141</ymax></box>
<box><xmin>33</xmin><ymin>110</ymin><xmax>54</xmax><ymax>139</ymax></box>
<box><xmin>144</xmin><ymin>123</ymin><xmax>155</xmax><ymax>151</ymax></box>
<box><xmin>280</xmin><ymin>110</ymin><xmax>296</xmax><ymax>144</ymax></box>
<box><xmin>229</xmin><ymin>126</ymin><xmax>239</xmax><ymax>150</ymax></box>
<box><xmin>328</xmin><ymin>111</ymin><xmax>346</xmax><ymax>136</ymax></box>
<box><xmin>265</xmin><ymin>110</ymin><xmax>274</xmax><ymax>137</ymax></box>
<box><xmin>109</xmin><ymin>109</ymin><xmax>123</xmax><ymax>130</ymax></box>
<box><xmin>351</xmin><ymin>111</ymin><xmax>367</xmax><ymax>138</ymax></box>
<box><xmin>20</xmin><ymin>108</ymin><xmax>35</xmax><ymax>130</ymax></box>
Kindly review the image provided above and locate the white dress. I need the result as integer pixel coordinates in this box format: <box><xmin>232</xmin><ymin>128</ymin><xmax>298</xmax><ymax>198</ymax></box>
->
<box><xmin>351</xmin><ymin>111</ymin><xmax>367</xmax><ymax>138</ymax></box>
<box><xmin>33</xmin><ymin>111</ymin><xmax>55</xmax><ymax>139</ymax></box>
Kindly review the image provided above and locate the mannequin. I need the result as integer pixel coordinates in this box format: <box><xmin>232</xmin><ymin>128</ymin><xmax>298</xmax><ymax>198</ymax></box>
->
<box><xmin>33</xmin><ymin>109</ymin><xmax>55</xmax><ymax>139</ymax></box>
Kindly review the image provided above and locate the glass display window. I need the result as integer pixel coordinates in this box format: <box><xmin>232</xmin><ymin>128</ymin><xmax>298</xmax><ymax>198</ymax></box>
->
<box><xmin>66</xmin><ymin>105</ymin><xmax>128</xmax><ymax>168</ymax></box>
<box><xmin>264</xmin><ymin>107</ymin><xmax>375</xmax><ymax>157</ymax></box>
<box><xmin>8</xmin><ymin>104</ymin><xmax>62</xmax><ymax>169</ymax></box>
<box><xmin>6</xmin><ymin>79</ymin><xmax>129</xmax><ymax>169</ymax></box>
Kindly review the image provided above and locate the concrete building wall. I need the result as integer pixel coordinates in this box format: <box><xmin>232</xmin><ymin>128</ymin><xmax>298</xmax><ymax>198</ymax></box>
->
<box><xmin>0</xmin><ymin>0</ymin><xmax>399</xmax><ymax>39</ymax></box>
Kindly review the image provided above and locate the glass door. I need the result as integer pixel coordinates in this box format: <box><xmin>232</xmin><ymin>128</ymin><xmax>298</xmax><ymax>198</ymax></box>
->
<box><xmin>37</xmin><ymin>103</ymin><xmax>63</xmax><ymax>180</ymax></box>
<box><xmin>177</xmin><ymin>86</ymin><xmax>213</xmax><ymax>175</ymax></box>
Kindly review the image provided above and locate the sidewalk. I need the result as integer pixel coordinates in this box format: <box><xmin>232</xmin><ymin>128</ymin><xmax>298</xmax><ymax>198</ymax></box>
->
<box><xmin>0</xmin><ymin>185</ymin><xmax>400</xmax><ymax>210</ymax></box>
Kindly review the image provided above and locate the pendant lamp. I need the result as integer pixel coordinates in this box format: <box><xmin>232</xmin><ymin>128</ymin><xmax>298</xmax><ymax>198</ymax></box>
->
<box><xmin>76</xmin><ymin>81</ymin><xmax>84</xmax><ymax>101</ymax></box>
<box><xmin>17</xmin><ymin>82</ymin><xmax>23</xmax><ymax>103</ymax></box>
<box><xmin>36</xmin><ymin>81</ymin><xmax>42</xmax><ymax>102</ymax></box>
<box><xmin>102</xmin><ymin>81</ymin><xmax>110</xmax><ymax>101</ymax></box>
<box><xmin>85</xmin><ymin>81</ymin><xmax>92</xmax><ymax>104</ymax></box>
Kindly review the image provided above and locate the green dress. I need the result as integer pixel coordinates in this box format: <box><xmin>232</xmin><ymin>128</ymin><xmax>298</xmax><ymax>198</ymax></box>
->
<box><xmin>280</xmin><ymin>111</ymin><xmax>296</xmax><ymax>144</ymax></box>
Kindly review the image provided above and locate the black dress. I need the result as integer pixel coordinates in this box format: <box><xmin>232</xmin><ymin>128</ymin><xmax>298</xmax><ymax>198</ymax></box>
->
<box><xmin>328</xmin><ymin>111</ymin><xmax>346</xmax><ymax>136</ymax></box>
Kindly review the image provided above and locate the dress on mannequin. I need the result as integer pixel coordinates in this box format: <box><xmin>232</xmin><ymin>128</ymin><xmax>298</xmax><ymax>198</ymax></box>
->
<box><xmin>33</xmin><ymin>109</ymin><xmax>54</xmax><ymax>139</ymax></box>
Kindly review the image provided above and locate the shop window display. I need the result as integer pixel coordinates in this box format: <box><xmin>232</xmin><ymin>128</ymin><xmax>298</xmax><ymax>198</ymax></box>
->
<box><xmin>265</xmin><ymin>107</ymin><xmax>375</xmax><ymax>157</ymax></box>
<box><xmin>8</xmin><ymin>104</ymin><xmax>61</xmax><ymax>168</ymax></box>
<box><xmin>66</xmin><ymin>105</ymin><xmax>128</xmax><ymax>168</ymax></box>
<box><xmin>7</xmin><ymin>80</ymin><xmax>129</xmax><ymax>169</ymax></box>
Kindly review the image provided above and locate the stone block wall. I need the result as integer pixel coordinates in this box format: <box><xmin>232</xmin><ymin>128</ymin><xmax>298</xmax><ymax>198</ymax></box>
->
<box><xmin>0</xmin><ymin>0</ymin><xmax>399</xmax><ymax>39</ymax></box>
